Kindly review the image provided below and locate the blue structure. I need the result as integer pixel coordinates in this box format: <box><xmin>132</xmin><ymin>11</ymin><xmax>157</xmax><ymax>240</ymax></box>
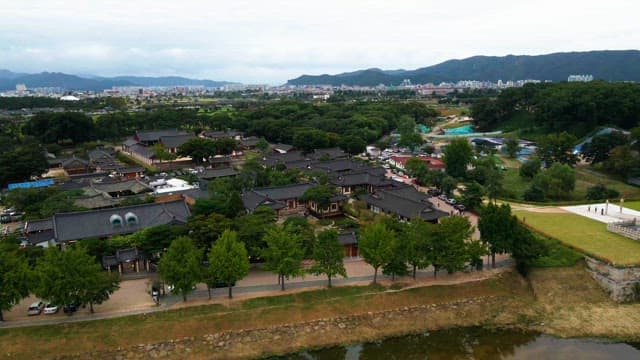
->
<box><xmin>8</xmin><ymin>179</ymin><xmax>55</xmax><ymax>190</ymax></box>
<box><xmin>444</xmin><ymin>125</ymin><xmax>475</xmax><ymax>135</ymax></box>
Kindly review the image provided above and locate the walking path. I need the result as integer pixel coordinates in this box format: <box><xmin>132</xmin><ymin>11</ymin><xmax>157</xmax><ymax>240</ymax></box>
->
<box><xmin>0</xmin><ymin>256</ymin><xmax>513</xmax><ymax>329</ymax></box>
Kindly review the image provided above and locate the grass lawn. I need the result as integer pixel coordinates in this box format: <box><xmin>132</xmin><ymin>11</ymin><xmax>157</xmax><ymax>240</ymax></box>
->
<box><xmin>625</xmin><ymin>201</ymin><xmax>640</xmax><ymax>211</ymax></box>
<box><xmin>514</xmin><ymin>211</ymin><xmax>640</xmax><ymax>266</ymax></box>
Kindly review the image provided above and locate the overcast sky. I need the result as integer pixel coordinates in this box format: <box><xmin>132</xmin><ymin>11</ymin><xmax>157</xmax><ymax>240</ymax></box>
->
<box><xmin>1</xmin><ymin>0</ymin><xmax>638</xmax><ymax>84</ymax></box>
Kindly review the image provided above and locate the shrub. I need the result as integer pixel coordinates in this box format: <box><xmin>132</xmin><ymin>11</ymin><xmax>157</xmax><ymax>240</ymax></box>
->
<box><xmin>586</xmin><ymin>183</ymin><xmax>620</xmax><ymax>200</ymax></box>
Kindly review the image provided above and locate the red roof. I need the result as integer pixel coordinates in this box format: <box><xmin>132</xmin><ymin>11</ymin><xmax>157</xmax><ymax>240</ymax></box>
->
<box><xmin>390</xmin><ymin>156</ymin><xmax>444</xmax><ymax>170</ymax></box>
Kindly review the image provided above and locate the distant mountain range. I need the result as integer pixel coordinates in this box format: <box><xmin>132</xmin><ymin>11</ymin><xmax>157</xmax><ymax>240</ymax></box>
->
<box><xmin>287</xmin><ymin>50</ymin><xmax>640</xmax><ymax>86</ymax></box>
<box><xmin>0</xmin><ymin>71</ymin><xmax>235</xmax><ymax>91</ymax></box>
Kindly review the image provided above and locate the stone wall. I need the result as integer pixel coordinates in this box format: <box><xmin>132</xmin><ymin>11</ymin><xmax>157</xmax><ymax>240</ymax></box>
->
<box><xmin>585</xmin><ymin>256</ymin><xmax>640</xmax><ymax>302</ymax></box>
<box><xmin>607</xmin><ymin>221</ymin><xmax>640</xmax><ymax>240</ymax></box>
<box><xmin>57</xmin><ymin>296</ymin><xmax>502</xmax><ymax>360</ymax></box>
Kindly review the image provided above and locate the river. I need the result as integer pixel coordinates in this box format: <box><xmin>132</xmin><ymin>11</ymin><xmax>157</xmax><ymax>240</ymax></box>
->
<box><xmin>270</xmin><ymin>327</ymin><xmax>640</xmax><ymax>359</ymax></box>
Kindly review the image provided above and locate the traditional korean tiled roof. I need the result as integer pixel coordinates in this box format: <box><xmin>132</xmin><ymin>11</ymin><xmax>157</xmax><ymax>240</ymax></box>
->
<box><xmin>360</xmin><ymin>186</ymin><xmax>448</xmax><ymax>221</ymax></box>
<box><xmin>52</xmin><ymin>199</ymin><xmax>191</xmax><ymax>242</ymax></box>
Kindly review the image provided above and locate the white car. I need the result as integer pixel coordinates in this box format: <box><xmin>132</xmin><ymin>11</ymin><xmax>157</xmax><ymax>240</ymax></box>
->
<box><xmin>43</xmin><ymin>303</ymin><xmax>59</xmax><ymax>315</ymax></box>
<box><xmin>27</xmin><ymin>301</ymin><xmax>44</xmax><ymax>316</ymax></box>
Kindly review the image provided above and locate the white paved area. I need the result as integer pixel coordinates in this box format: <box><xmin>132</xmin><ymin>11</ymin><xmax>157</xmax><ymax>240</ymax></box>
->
<box><xmin>561</xmin><ymin>203</ymin><xmax>640</xmax><ymax>224</ymax></box>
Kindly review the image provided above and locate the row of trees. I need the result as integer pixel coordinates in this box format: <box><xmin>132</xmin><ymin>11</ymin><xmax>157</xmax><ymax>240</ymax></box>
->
<box><xmin>158</xmin><ymin>225</ymin><xmax>348</xmax><ymax>300</ymax></box>
<box><xmin>0</xmin><ymin>240</ymin><xmax>120</xmax><ymax>320</ymax></box>
<box><xmin>360</xmin><ymin>216</ymin><xmax>485</xmax><ymax>283</ymax></box>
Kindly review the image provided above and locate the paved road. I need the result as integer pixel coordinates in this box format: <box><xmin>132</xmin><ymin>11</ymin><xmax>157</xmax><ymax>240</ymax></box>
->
<box><xmin>0</xmin><ymin>256</ymin><xmax>513</xmax><ymax>329</ymax></box>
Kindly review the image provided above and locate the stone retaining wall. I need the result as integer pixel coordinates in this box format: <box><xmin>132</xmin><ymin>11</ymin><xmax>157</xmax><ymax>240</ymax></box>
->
<box><xmin>585</xmin><ymin>256</ymin><xmax>640</xmax><ymax>302</ymax></box>
<box><xmin>607</xmin><ymin>221</ymin><xmax>640</xmax><ymax>240</ymax></box>
<box><xmin>58</xmin><ymin>296</ymin><xmax>502</xmax><ymax>360</ymax></box>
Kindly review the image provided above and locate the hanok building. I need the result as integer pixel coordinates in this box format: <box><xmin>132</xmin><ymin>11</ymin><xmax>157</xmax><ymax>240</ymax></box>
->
<box><xmin>23</xmin><ymin>199</ymin><xmax>191</xmax><ymax>249</ymax></box>
<box><xmin>102</xmin><ymin>248</ymin><xmax>149</xmax><ymax>274</ymax></box>
<box><xmin>133</xmin><ymin>129</ymin><xmax>190</xmax><ymax>147</ymax></box>
<box><xmin>159</xmin><ymin>134</ymin><xmax>195</xmax><ymax>154</ymax></box>
<box><xmin>241</xmin><ymin>183</ymin><xmax>345</xmax><ymax>218</ymax></box>
<box><xmin>48</xmin><ymin>156</ymin><xmax>92</xmax><ymax>175</ymax></box>
<box><xmin>89</xmin><ymin>179</ymin><xmax>153</xmax><ymax>198</ymax></box>
<box><xmin>331</xmin><ymin>167</ymin><xmax>394</xmax><ymax>195</ymax></box>
<box><xmin>338</xmin><ymin>232</ymin><xmax>359</xmax><ymax>257</ymax></box>
<box><xmin>198</xmin><ymin>167</ymin><xmax>239</xmax><ymax>189</ymax></box>
<box><xmin>388</xmin><ymin>156</ymin><xmax>445</xmax><ymax>171</ymax></box>
<box><xmin>359</xmin><ymin>185</ymin><xmax>448</xmax><ymax>223</ymax></box>
<box><xmin>201</xmin><ymin>130</ymin><xmax>244</xmax><ymax>141</ymax></box>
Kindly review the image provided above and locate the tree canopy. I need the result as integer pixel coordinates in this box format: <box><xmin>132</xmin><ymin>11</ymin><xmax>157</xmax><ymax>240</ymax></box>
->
<box><xmin>158</xmin><ymin>236</ymin><xmax>202</xmax><ymax>302</ymax></box>
<box><xmin>308</xmin><ymin>229</ymin><xmax>347</xmax><ymax>287</ymax></box>
<box><xmin>206</xmin><ymin>230</ymin><xmax>250</xmax><ymax>298</ymax></box>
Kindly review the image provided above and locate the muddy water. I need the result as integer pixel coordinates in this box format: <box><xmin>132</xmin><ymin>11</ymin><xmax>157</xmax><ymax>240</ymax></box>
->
<box><xmin>272</xmin><ymin>327</ymin><xmax>640</xmax><ymax>359</ymax></box>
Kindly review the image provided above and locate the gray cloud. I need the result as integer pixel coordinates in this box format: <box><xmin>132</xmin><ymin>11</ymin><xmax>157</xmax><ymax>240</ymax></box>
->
<box><xmin>1</xmin><ymin>0</ymin><xmax>638</xmax><ymax>84</ymax></box>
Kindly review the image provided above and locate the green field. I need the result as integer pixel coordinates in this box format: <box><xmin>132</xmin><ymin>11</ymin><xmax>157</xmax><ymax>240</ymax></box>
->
<box><xmin>624</xmin><ymin>201</ymin><xmax>640</xmax><ymax>211</ymax></box>
<box><xmin>514</xmin><ymin>211</ymin><xmax>640</xmax><ymax>266</ymax></box>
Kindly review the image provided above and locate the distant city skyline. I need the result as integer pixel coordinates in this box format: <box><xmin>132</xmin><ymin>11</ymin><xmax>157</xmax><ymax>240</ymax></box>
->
<box><xmin>1</xmin><ymin>0</ymin><xmax>638</xmax><ymax>84</ymax></box>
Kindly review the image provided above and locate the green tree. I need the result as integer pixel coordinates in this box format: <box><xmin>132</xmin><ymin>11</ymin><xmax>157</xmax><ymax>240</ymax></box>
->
<box><xmin>207</xmin><ymin>230</ymin><xmax>250</xmax><ymax>298</ymax></box>
<box><xmin>0</xmin><ymin>137</ymin><xmax>48</xmax><ymax>188</ymax></box>
<box><xmin>466</xmin><ymin>240</ymin><xmax>489</xmax><ymax>271</ymax></box>
<box><xmin>0</xmin><ymin>243</ymin><xmax>31</xmax><ymax>321</ymax></box>
<box><xmin>586</xmin><ymin>184</ymin><xmax>620</xmax><ymax>200</ymax></box>
<box><xmin>581</xmin><ymin>132</ymin><xmax>629</xmax><ymax>164</ymax></box>
<box><xmin>519</xmin><ymin>158</ymin><xmax>541</xmax><ymax>179</ymax></box>
<box><xmin>283</xmin><ymin>216</ymin><xmax>316</xmax><ymax>258</ymax></box>
<box><xmin>511</xmin><ymin>221</ymin><xmax>547</xmax><ymax>275</ymax></box>
<box><xmin>235</xmin><ymin>206</ymin><xmax>277</xmax><ymax>258</ymax></box>
<box><xmin>605</xmin><ymin>145</ymin><xmax>639</xmax><ymax>177</ymax></box>
<box><xmin>382</xmin><ymin>232</ymin><xmax>409</xmax><ymax>281</ymax></box>
<box><xmin>256</xmin><ymin>137</ymin><xmax>270</xmax><ymax>155</ymax></box>
<box><xmin>536</xmin><ymin>132</ymin><xmax>577</xmax><ymax>166</ymax></box>
<box><xmin>404</xmin><ymin>219</ymin><xmax>433</xmax><ymax>279</ymax></box>
<box><xmin>158</xmin><ymin>236</ymin><xmax>202</xmax><ymax>302</ymax></box>
<box><xmin>81</xmin><ymin>271</ymin><xmax>120</xmax><ymax>313</ymax></box>
<box><xmin>177</xmin><ymin>137</ymin><xmax>217</xmax><ymax>164</ymax></box>
<box><xmin>405</xmin><ymin>157</ymin><xmax>429</xmax><ymax>179</ymax></box>
<box><xmin>261</xmin><ymin>225</ymin><xmax>305</xmax><ymax>291</ymax></box>
<box><xmin>34</xmin><ymin>246</ymin><xmax>111</xmax><ymax>312</ymax></box>
<box><xmin>504</xmin><ymin>136</ymin><xmax>520</xmax><ymax>158</ymax></box>
<box><xmin>440</xmin><ymin>175</ymin><xmax>458</xmax><ymax>196</ymax></box>
<box><xmin>545</xmin><ymin>163</ymin><xmax>575</xmax><ymax>200</ymax></box>
<box><xmin>443</xmin><ymin>138</ymin><xmax>473</xmax><ymax>178</ymax></box>
<box><xmin>187</xmin><ymin>213</ymin><xmax>234</xmax><ymax>251</ymax></box>
<box><xmin>359</xmin><ymin>222</ymin><xmax>394</xmax><ymax>284</ymax></box>
<box><xmin>292</xmin><ymin>129</ymin><xmax>331</xmax><ymax>154</ymax></box>
<box><xmin>151</xmin><ymin>143</ymin><xmax>177</xmax><ymax>164</ymax></box>
<box><xmin>308</xmin><ymin>229</ymin><xmax>347</xmax><ymax>287</ymax></box>
<box><xmin>478</xmin><ymin>203</ymin><xmax>514</xmax><ymax>267</ymax></box>
<box><xmin>436</xmin><ymin>216</ymin><xmax>473</xmax><ymax>274</ymax></box>
<box><xmin>338</xmin><ymin>135</ymin><xmax>367</xmax><ymax>156</ymax></box>
<box><xmin>460</xmin><ymin>182</ymin><xmax>485</xmax><ymax>211</ymax></box>
<box><xmin>214</xmin><ymin>137</ymin><xmax>239</xmax><ymax>155</ymax></box>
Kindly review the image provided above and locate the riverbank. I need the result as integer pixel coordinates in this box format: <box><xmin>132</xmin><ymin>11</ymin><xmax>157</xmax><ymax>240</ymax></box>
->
<box><xmin>3</xmin><ymin>264</ymin><xmax>640</xmax><ymax>359</ymax></box>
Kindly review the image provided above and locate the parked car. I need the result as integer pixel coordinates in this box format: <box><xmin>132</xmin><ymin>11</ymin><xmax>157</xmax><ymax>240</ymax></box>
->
<box><xmin>214</xmin><ymin>280</ymin><xmax>236</xmax><ymax>288</ymax></box>
<box><xmin>427</xmin><ymin>189</ymin><xmax>441</xmax><ymax>196</ymax></box>
<box><xmin>27</xmin><ymin>301</ymin><xmax>44</xmax><ymax>316</ymax></box>
<box><xmin>454</xmin><ymin>204</ymin><xmax>466</xmax><ymax>212</ymax></box>
<box><xmin>438</xmin><ymin>194</ymin><xmax>448</xmax><ymax>201</ymax></box>
<box><xmin>43</xmin><ymin>303</ymin><xmax>59</xmax><ymax>315</ymax></box>
<box><xmin>63</xmin><ymin>301</ymin><xmax>80</xmax><ymax>314</ymax></box>
<box><xmin>446</xmin><ymin>198</ymin><xmax>457</xmax><ymax>205</ymax></box>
